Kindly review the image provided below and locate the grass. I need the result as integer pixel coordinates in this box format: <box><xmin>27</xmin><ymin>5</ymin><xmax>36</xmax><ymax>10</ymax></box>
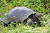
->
<box><xmin>0</xmin><ymin>0</ymin><xmax>50</xmax><ymax>33</ymax></box>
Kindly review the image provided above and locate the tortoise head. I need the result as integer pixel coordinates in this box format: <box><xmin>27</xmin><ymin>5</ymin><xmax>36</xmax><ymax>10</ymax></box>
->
<box><xmin>0</xmin><ymin>18</ymin><xmax>10</xmax><ymax>26</ymax></box>
<box><xmin>0</xmin><ymin>18</ymin><xmax>3</xmax><ymax>22</ymax></box>
<box><xmin>34</xmin><ymin>13</ymin><xmax>42</xmax><ymax>20</ymax></box>
<box><xmin>0</xmin><ymin>18</ymin><xmax>9</xmax><ymax>24</ymax></box>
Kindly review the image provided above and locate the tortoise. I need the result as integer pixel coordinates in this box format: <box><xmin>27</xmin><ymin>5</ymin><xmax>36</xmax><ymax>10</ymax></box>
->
<box><xmin>0</xmin><ymin>7</ymin><xmax>42</xmax><ymax>26</ymax></box>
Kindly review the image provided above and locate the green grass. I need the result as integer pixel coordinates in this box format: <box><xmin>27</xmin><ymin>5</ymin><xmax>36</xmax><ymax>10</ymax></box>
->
<box><xmin>0</xmin><ymin>0</ymin><xmax>50</xmax><ymax>33</ymax></box>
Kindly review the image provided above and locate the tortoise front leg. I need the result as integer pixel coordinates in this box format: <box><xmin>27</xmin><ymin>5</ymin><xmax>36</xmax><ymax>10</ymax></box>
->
<box><xmin>27</xmin><ymin>18</ymin><xmax>33</xmax><ymax>26</ymax></box>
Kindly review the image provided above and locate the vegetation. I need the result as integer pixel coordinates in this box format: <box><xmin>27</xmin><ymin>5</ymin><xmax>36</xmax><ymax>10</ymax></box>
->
<box><xmin>0</xmin><ymin>0</ymin><xmax>50</xmax><ymax>33</ymax></box>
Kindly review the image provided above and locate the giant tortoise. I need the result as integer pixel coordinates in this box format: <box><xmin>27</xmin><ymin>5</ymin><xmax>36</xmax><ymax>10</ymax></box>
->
<box><xmin>0</xmin><ymin>7</ymin><xmax>42</xmax><ymax>26</ymax></box>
